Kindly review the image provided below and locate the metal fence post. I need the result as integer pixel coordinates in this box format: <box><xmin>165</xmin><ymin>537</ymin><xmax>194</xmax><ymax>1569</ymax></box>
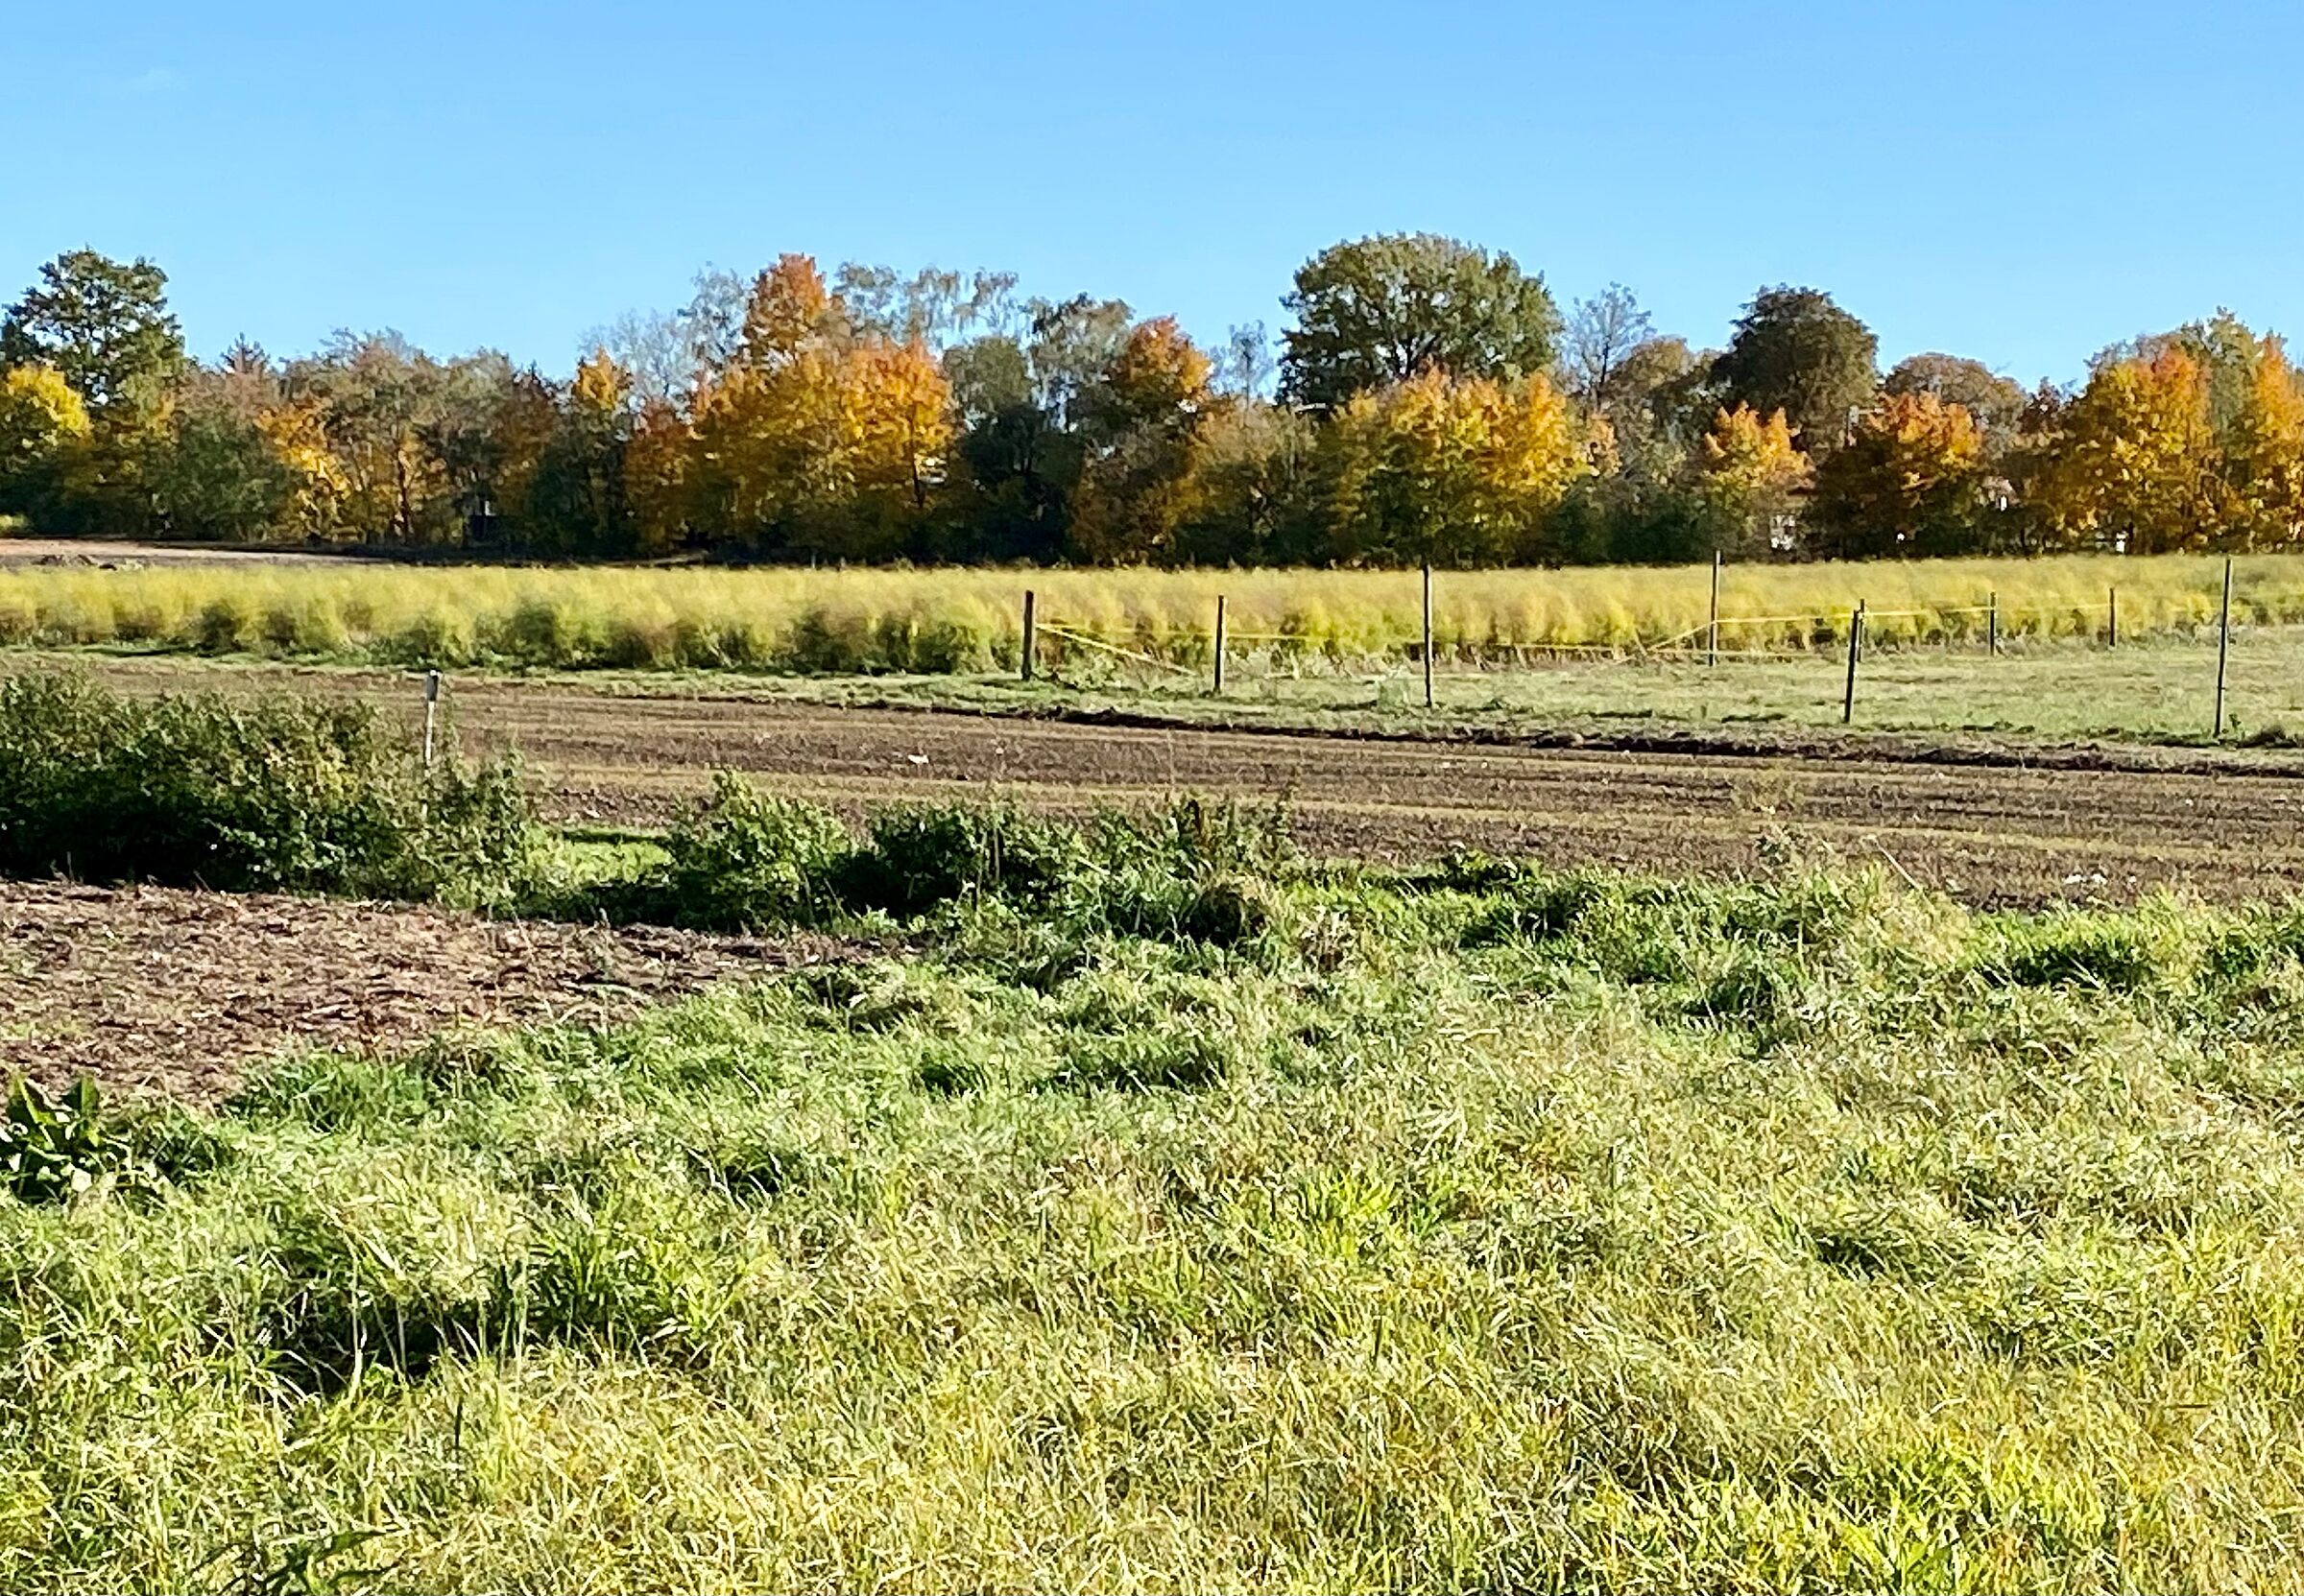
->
<box><xmin>1020</xmin><ymin>589</ymin><xmax>1037</xmax><ymax>682</ymax></box>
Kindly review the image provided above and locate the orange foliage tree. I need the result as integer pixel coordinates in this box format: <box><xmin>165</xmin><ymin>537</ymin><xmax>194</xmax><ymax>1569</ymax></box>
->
<box><xmin>1808</xmin><ymin>392</ymin><xmax>1987</xmax><ymax>557</ymax></box>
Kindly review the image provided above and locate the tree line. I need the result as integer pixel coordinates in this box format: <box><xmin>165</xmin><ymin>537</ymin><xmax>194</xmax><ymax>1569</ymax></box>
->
<box><xmin>2</xmin><ymin>237</ymin><xmax>2300</xmax><ymax>564</ymax></box>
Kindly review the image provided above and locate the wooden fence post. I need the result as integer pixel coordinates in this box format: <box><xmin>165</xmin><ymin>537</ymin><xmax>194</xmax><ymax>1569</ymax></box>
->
<box><xmin>1842</xmin><ymin>604</ymin><xmax>1863</xmax><ymax>725</ymax></box>
<box><xmin>421</xmin><ymin>670</ymin><xmax>441</xmax><ymax>769</ymax></box>
<box><xmin>1708</xmin><ymin>550</ymin><xmax>1722</xmax><ymax>668</ymax></box>
<box><xmin>1421</xmin><ymin>562</ymin><xmax>1434</xmax><ymax>710</ymax></box>
<box><xmin>2214</xmin><ymin>557</ymin><xmax>2233</xmax><ymax>738</ymax></box>
<box><xmin>1987</xmin><ymin>591</ymin><xmax>1999</xmax><ymax>656</ymax></box>
<box><xmin>2107</xmin><ymin>584</ymin><xmax>2118</xmax><ymax>649</ymax></box>
<box><xmin>1212</xmin><ymin>594</ymin><xmax>1227</xmax><ymax>695</ymax></box>
<box><xmin>1020</xmin><ymin>590</ymin><xmax>1037</xmax><ymax>682</ymax></box>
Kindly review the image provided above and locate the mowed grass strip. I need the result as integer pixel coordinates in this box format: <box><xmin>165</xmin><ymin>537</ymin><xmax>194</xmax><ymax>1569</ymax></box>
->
<box><xmin>8</xmin><ymin>864</ymin><xmax>2304</xmax><ymax>1588</ymax></box>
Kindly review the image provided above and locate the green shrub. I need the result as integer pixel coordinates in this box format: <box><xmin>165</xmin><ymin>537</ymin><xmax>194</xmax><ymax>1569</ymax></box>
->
<box><xmin>578</xmin><ymin>787</ymin><xmax>1297</xmax><ymax>947</ymax></box>
<box><xmin>0</xmin><ymin>671</ymin><xmax>538</xmax><ymax>900</ymax></box>
<box><xmin>1094</xmin><ymin>795</ymin><xmax>1292</xmax><ymax>878</ymax></box>
<box><xmin>658</xmin><ymin>773</ymin><xmax>852</xmax><ymax>930</ymax></box>
<box><xmin>840</xmin><ymin>801</ymin><xmax>1090</xmax><ymax>916</ymax></box>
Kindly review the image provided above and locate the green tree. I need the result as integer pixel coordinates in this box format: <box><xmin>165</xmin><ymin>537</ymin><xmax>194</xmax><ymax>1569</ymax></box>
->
<box><xmin>1280</xmin><ymin>234</ymin><xmax>1560</xmax><ymax>412</ymax></box>
<box><xmin>1172</xmin><ymin>399</ymin><xmax>1314</xmax><ymax>563</ymax></box>
<box><xmin>146</xmin><ymin>364</ymin><xmax>300</xmax><ymax>540</ymax></box>
<box><xmin>1</xmin><ymin>250</ymin><xmax>185</xmax><ymax>411</ymax></box>
<box><xmin>1710</xmin><ymin>286</ymin><xmax>1878</xmax><ymax>452</ymax></box>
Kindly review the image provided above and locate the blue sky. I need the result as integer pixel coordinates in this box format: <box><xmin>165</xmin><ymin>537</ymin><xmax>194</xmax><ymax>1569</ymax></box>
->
<box><xmin>7</xmin><ymin>0</ymin><xmax>2301</xmax><ymax>388</ymax></box>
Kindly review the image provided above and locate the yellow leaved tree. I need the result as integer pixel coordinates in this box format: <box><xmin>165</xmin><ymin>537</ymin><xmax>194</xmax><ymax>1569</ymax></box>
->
<box><xmin>0</xmin><ymin>365</ymin><xmax>94</xmax><ymax>519</ymax></box>
<box><xmin>1319</xmin><ymin>369</ymin><xmax>1591</xmax><ymax>564</ymax></box>
<box><xmin>2030</xmin><ymin>347</ymin><xmax>2215</xmax><ymax>553</ymax></box>
<box><xmin>1697</xmin><ymin>405</ymin><xmax>1811</xmax><ymax>558</ymax></box>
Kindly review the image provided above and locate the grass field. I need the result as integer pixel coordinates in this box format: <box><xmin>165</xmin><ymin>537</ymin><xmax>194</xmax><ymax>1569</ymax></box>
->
<box><xmin>12</xmin><ymin>852</ymin><xmax>2304</xmax><ymax>1589</ymax></box>
<box><xmin>10</xmin><ymin>671</ymin><xmax>2304</xmax><ymax>1587</ymax></box>
<box><xmin>1</xmin><ymin>551</ymin><xmax>2299</xmax><ymax>675</ymax></box>
<box><xmin>49</xmin><ymin>610</ymin><xmax>2304</xmax><ymax>749</ymax></box>
<box><xmin>867</xmin><ymin>627</ymin><xmax>2304</xmax><ymax>747</ymax></box>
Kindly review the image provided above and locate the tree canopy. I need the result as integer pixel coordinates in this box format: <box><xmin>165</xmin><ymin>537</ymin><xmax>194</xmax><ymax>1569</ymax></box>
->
<box><xmin>1710</xmin><ymin>286</ymin><xmax>1879</xmax><ymax>452</ymax></box>
<box><xmin>1</xmin><ymin>250</ymin><xmax>184</xmax><ymax>411</ymax></box>
<box><xmin>1280</xmin><ymin>234</ymin><xmax>1561</xmax><ymax>413</ymax></box>
<box><xmin>9</xmin><ymin>241</ymin><xmax>2304</xmax><ymax>568</ymax></box>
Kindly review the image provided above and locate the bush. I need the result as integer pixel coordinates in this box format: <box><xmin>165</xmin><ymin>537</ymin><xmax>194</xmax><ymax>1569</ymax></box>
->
<box><xmin>839</xmin><ymin>801</ymin><xmax>1090</xmax><ymax>916</ymax></box>
<box><xmin>658</xmin><ymin>773</ymin><xmax>852</xmax><ymax>930</ymax></box>
<box><xmin>0</xmin><ymin>671</ymin><xmax>538</xmax><ymax>900</ymax></box>
<box><xmin>572</xmin><ymin>787</ymin><xmax>1299</xmax><ymax>947</ymax></box>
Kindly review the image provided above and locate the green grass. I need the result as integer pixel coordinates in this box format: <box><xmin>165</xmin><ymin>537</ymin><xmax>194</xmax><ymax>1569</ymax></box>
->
<box><xmin>368</xmin><ymin>623</ymin><xmax>2304</xmax><ymax>748</ymax></box>
<box><xmin>1102</xmin><ymin>627</ymin><xmax>2304</xmax><ymax>745</ymax></box>
<box><xmin>11</xmin><ymin>854</ymin><xmax>2304</xmax><ymax>1589</ymax></box>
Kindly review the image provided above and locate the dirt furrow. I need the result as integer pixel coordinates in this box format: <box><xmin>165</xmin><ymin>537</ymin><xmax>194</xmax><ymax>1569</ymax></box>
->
<box><xmin>43</xmin><ymin>658</ymin><xmax>2304</xmax><ymax>905</ymax></box>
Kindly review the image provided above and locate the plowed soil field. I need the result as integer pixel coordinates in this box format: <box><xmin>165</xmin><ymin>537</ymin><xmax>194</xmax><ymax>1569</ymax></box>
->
<box><xmin>53</xmin><ymin>658</ymin><xmax>2304</xmax><ymax>907</ymax></box>
<box><xmin>0</xmin><ymin>882</ymin><xmax>858</xmax><ymax>1105</ymax></box>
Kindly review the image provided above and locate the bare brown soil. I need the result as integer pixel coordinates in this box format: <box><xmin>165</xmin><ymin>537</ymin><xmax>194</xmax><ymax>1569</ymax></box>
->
<box><xmin>429</xmin><ymin>678</ymin><xmax>2304</xmax><ymax>908</ymax></box>
<box><xmin>0</xmin><ymin>881</ymin><xmax>857</xmax><ymax>1106</ymax></box>
<box><xmin>48</xmin><ymin>657</ymin><xmax>2304</xmax><ymax>907</ymax></box>
<box><xmin>0</xmin><ymin>538</ymin><xmax>357</xmax><ymax>567</ymax></box>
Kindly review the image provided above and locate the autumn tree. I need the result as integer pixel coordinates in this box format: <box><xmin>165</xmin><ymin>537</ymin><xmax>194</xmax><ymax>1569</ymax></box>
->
<box><xmin>1711</xmin><ymin>287</ymin><xmax>1878</xmax><ymax>452</ymax></box>
<box><xmin>0</xmin><ymin>365</ymin><xmax>93</xmax><ymax>522</ymax></box>
<box><xmin>738</xmin><ymin>255</ymin><xmax>844</xmax><ymax>369</ymax></box>
<box><xmin>845</xmin><ymin>336</ymin><xmax>955</xmax><ymax>545</ymax></box>
<box><xmin>1281</xmin><ymin>234</ymin><xmax>1560</xmax><ymax>412</ymax></box>
<box><xmin>1317</xmin><ymin>370</ymin><xmax>1591</xmax><ymax>564</ymax></box>
<box><xmin>1808</xmin><ymin>393</ymin><xmax>1988</xmax><ymax>558</ymax></box>
<box><xmin>1697</xmin><ymin>405</ymin><xmax>1812</xmax><ymax>559</ymax></box>
<box><xmin>1069</xmin><ymin>318</ymin><xmax>1215</xmax><ymax>562</ymax></box>
<box><xmin>688</xmin><ymin>256</ymin><xmax>956</xmax><ymax>558</ymax></box>
<box><xmin>2029</xmin><ymin>346</ymin><xmax>2215</xmax><ymax>554</ymax></box>
<box><xmin>2214</xmin><ymin>337</ymin><xmax>2304</xmax><ymax>547</ymax></box>
<box><xmin>623</xmin><ymin>397</ymin><xmax>693</xmax><ymax>552</ymax></box>
<box><xmin>290</xmin><ymin>333</ymin><xmax>474</xmax><ymax>544</ymax></box>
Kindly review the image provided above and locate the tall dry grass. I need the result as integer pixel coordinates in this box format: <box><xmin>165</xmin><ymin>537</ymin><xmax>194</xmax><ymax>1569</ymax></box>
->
<box><xmin>0</xmin><ymin>553</ymin><xmax>2294</xmax><ymax>671</ymax></box>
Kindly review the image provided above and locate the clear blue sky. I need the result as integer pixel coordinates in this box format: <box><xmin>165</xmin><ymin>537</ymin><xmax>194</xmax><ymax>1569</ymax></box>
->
<box><xmin>8</xmin><ymin>0</ymin><xmax>2301</xmax><ymax>388</ymax></box>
